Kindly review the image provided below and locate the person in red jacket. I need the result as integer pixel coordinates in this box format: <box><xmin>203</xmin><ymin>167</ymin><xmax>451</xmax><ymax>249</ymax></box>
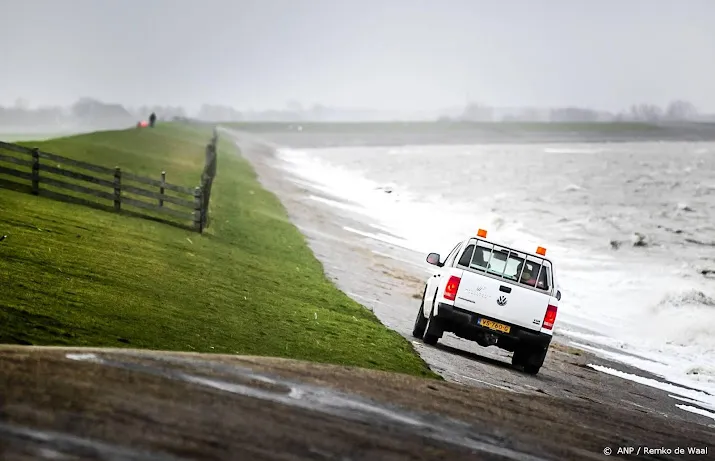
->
<box><xmin>517</xmin><ymin>262</ymin><xmax>538</xmax><ymax>287</ymax></box>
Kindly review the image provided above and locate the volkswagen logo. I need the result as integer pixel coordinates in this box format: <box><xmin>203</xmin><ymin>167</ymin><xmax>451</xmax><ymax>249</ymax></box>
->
<box><xmin>496</xmin><ymin>295</ymin><xmax>508</xmax><ymax>306</ymax></box>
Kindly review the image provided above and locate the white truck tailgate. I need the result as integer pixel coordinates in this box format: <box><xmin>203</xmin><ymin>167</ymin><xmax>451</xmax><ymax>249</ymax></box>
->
<box><xmin>454</xmin><ymin>270</ymin><xmax>550</xmax><ymax>331</ymax></box>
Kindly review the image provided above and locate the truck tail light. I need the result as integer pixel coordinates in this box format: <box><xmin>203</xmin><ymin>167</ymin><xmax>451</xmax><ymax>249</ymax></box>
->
<box><xmin>543</xmin><ymin>304</ymin><xmax>558</xmax><ymax>330</ymax></box>
<box><xmin>444</xmin><ymin>276</ymin><xmax>461</xmax><ymax>301</ymax></box>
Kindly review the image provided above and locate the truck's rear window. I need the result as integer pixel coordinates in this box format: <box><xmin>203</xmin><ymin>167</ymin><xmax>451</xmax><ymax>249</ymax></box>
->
<box><xmin>459</xmin><ymin>241</ymin><xmax>552</xmax><ymax>292</ymax></box>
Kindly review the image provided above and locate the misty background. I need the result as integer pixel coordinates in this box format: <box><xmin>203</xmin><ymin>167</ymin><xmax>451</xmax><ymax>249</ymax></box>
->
<box><xmin>1</xmin><ymin>0</ymin><xmax>714</xmax><ymax>130</ymax></box>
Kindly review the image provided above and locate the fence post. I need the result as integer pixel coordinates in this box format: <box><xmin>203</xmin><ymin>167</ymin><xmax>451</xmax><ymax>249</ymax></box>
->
<box><xmin>159</xmin><ymin>171</ymin><xmax>166</xmax><ymax>207</ymax></box>
<box><xmin>113</xmin><ymin>167</ymin><xmax>122</xmax><ymax>211</ymax></box>
<box><xmin>200</xmin><ymin>140</ymin><xmax>217</xmax><ymax>229</ymax></box>
<box><xmin>201</xmin><ymin>178</ymin><xmax>211</xmax><ymax>229</ymax></box>
<box><xmin>193</xmin><ymin>186</ymin><xmax>203</xmax><ymax>233</ymax></box>
<box><xmin>205</xmin><ymin>143</ymin><xmax>213</xmax><ymax>175</ymax></box>
<box><xmin>31</xmin><ymin>148</ymin><xmax>40</xmax><ymax>195</ymax></box>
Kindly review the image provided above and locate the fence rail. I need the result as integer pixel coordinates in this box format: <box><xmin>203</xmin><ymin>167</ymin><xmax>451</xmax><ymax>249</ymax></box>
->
<box><xmin>0</xmin><ymin>130</ymin><xmax>218</xmax><ymax>233</ymax></box>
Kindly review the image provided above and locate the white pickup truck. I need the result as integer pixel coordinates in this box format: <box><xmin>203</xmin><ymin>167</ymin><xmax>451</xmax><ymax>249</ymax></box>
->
<box><xmin>412</xmin><ymin>229</ymin><xmax>561</xmax><ymax>375</ymax></box>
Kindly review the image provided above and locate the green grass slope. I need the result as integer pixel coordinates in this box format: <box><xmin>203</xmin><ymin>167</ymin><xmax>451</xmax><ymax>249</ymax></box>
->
<box><xmin>0</xmin><ymin>123</ymin><xmax>434</xmax><ymax>377</ymax></box>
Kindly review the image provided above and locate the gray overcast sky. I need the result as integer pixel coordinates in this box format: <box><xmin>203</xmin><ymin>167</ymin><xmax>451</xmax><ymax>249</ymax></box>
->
<box><xmin>1</xmin><ymin>0</ymin><xmax>714</xmax><ymax>112</ymax></box>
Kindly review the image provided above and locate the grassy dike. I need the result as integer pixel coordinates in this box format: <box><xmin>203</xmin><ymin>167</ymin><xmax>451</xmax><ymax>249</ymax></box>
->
<box><xmin>0</xmin><ymin>124</ymin><xmax>435</xmax><ymax>377</ymax></box>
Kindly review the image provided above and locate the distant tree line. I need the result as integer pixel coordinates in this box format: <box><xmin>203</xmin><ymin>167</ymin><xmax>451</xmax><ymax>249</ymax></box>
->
<box><xmin>1</xmin><ymin>97</ymin><xmax>712</xmax><ymax>127</ymax></box>
<box><xmin>0</xmin><ymin>99</ymin><xmax>408</xmax><ymax>125</ymax></box>
<box><xmin>127</xmin><ymin>105</ymin><xmax>188</xmax><ymax>122</ymax></box>
<box><xmin>455</xmin><ymin>100</ymin><xmax>707</xmax><ymax>123</ymax></box>
<box><xmin>0</xmin><ymin>97</ymin><xmax>136</xmax><ymax>129</ymax></box>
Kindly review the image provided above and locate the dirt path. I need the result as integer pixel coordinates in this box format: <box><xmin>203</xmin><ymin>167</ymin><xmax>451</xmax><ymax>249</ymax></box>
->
<box><xmin>0</xmin><ymin>347</ymin><xmax>712</xmax><ymax>460</ymax></box>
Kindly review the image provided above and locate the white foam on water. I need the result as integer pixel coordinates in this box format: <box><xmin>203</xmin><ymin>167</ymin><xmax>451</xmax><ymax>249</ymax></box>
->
<box><xmin>675</xmin><ymin>404</ymin><xmax>715</xmax><ymax>420</ymax></box>
<box><xmin>275</xmin><ymin>145</ymin><xmax>715</xmax><ymax>403</ymax></box>
<box><xmin>669</xmin><ymin>394</ymin><xmax>715</xmax><ymax>412</ymax></box>
<box><xmin>307</xmin><ymin>195</ymin><xmax>364</xmax><ymax>215</ymax></box>
<box><xmin>579</xmin><ymin>342</ymin><xmax>715</xmax><ymax>393</ymax></box>
<box><xmin>343</xmin><ymin>226</ymin><xmax>414</xmax><ymax>251</ymax></box>
<box><xmin>543</xmin><ymin>147</ymin><xmax>607</xmax><ymax>154</ymax></box>
<box><xmin>588</xmin><ymin>363</ymin><xmax>715</xmax><ymax>421</ymax></box>
<box><xmin>277</xmin><ymin>148</ymin><xmax>547</xmax><ymax>255</ymax></box>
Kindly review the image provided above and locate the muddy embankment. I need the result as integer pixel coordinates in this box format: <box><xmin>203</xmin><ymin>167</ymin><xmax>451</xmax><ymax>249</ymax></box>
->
<box><xmin>1</xmin><ymin>347</ymin><xmax>712</xmax><ymax>461</ymax></box>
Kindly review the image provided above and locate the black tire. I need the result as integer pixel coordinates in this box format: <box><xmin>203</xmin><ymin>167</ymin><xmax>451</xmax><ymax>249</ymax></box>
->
<box><xmin>412</xmin><ymin>299</ymin><xmax>428</xmax><ymax>339</ymax></box>
<box><xmin>422</xmin><ymin>297</ymin><xmax>442</xmax><ymax>346</ymax></box>
<box><xmin>511</xmin><ymin>348</ymin><xmax>526</xmax><ymax>366</ymax></box>
<box><xmin>512</xmin><ymin>346</ymin><xmax>547</xmax><ymax>375</ymax></box>
<box><xmin>523</xmin><ymin>363</ymin><xmax>542</xmax><ymax>375</ymax></box>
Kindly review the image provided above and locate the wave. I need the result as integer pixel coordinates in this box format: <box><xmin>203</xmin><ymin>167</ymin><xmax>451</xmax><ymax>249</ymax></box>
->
<box><xmin>641</xmin><ymin>290</ymin><xmax>715</xmax><ymax>352</ymax></box>
<box><xmin>543</xmin><ymin>147</ymin><xmax>606</xmax><ymax>154</ymax></box>
<box><xmin>563</xmin><ymin>184</ymin><xmax>583</xmax><ymax>192</ymax></box>
<box><xmin>685</xmin><ymin>238</ymin><xmax>715</xmax><ymax>247</ymax></box>
<box><xmin>652</xmin><ymin>289</ymin><xmax>715</xmax><ymax>311</ymax></box>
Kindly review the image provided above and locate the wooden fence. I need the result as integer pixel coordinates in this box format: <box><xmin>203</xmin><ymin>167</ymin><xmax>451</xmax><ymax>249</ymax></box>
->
<box><xmin>0</xmin><ymin>129</ymin><xmax>219</xmax><ymax>233</ymax></box>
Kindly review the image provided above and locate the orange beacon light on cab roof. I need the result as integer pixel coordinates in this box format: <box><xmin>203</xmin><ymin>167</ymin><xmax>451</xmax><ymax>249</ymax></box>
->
<box><xmin>536</xmin><ymin>246</ymin><xmax>547</xmax><ymax>256</ymax></box>
<box><xmin>477</xmin><ymin>229</ymin><xmax>488</xmax><ymax>238</ymax></box>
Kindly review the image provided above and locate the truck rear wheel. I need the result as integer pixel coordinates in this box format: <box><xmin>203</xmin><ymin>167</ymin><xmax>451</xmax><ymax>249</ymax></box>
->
<box><xmin>523</xmin><ymin>362</ymin><xmax>542</xmax><ymax>375</ymax></box>
<box><xmin>512</xmin><ymin>346</ymin><xmax>547</xmax><ymax>375</ymax></box>
<box><xmin>412</xmin><ymin>299</ymin><xmax>428</xmax><ymax>339</ymax></box>
<box><xmin>422</xmin><ymin>300</ymin><xmax>442</xmax><ymax>346</ymax></box>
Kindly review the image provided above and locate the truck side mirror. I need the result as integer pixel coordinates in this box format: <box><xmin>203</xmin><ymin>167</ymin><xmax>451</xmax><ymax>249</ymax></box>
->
<box><xmin>426</xmin><ymin>252</ymin><xmax>442</xmax><ymax>267</ymax></box>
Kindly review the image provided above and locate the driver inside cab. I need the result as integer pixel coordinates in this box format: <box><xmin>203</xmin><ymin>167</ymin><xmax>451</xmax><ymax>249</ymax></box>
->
<box><xmin>517</xmin><ymin>262</ymin><xmax>542</xmax><ymax>288</ymax></box>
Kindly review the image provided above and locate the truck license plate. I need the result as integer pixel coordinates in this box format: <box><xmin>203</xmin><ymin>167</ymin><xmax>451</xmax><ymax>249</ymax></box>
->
<box><xmin>478</xmin><ymin>318</ymin><xmax>511</xmax><ymax>334</ymax></box>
